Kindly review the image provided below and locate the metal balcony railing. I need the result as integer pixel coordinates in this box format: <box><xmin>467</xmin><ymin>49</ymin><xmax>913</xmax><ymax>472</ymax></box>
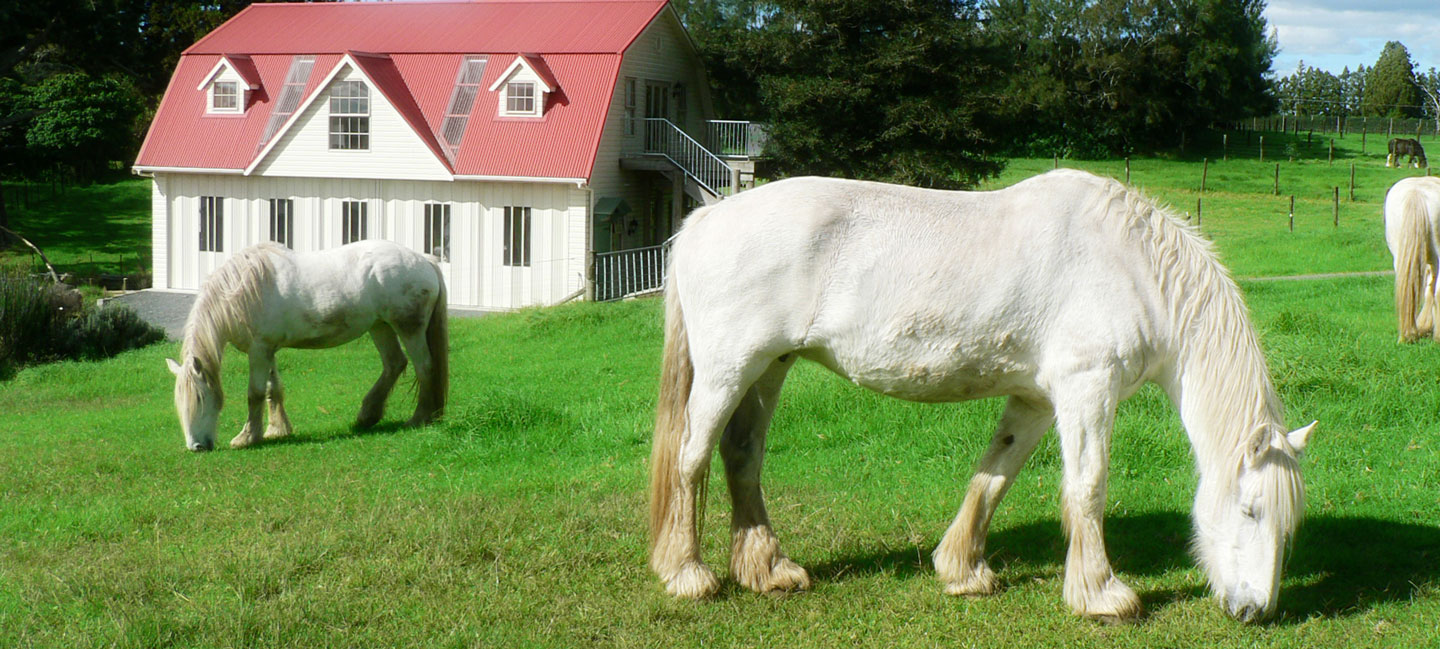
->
<box><xmin>643</xmin><ymin>118</ymin><xmax>735</xmax><ymax>197</ymax></box>
<box><xmin>706</xmin><ymin>120</ymin><xmax>768</xmax><ymax>157</ymax></box>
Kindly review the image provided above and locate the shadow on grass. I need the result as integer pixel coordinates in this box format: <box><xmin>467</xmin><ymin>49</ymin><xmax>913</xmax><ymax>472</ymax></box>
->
<box><xmin>803</xmin><ymin>512</ymin><xmax>1440</xmax><ymax>622</ymax></box>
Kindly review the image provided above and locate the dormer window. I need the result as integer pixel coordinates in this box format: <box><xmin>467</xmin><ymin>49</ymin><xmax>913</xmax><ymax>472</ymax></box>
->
<box><xmin>199</xmin><ymin>56</ymin><xmax>259</xmax><ymax>115</ymax></box>
<box><xmin>329</xmin><ymin>80</ymin><xmax>370</xmax><ymax>150</ymax></box>
<box><xmin>211</xmin><ymin>82</ymin><xmax>238</xmax><ymax>111</ymax></box>
<box><xmin>505</xmin><ymin>82</ymin><xmax>537</xmax><ymax>116</ymax></box>
<box><xmin>489</xmin><ymin>54</ymin><xmax>556</xmax><ymax>118</ymax></box>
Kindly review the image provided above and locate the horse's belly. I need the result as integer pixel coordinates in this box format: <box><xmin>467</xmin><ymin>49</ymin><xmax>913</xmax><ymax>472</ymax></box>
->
<box><xmin>803</xmin><ymin>346</ymin><xmax>1037</xmax><ymax>403</ymax></box>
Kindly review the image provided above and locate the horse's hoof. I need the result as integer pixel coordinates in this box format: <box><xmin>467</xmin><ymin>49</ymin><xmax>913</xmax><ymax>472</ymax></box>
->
<box><xmin>355</xmin><ymin>414</ymin><xmax>380</xmax><ymax>429</ymax></box>
<box><xmin>230</xmin><ymin>434</ymin><xmax>257</xmax><ymax>449</ymax></box>
<box><xmin>263</xmin><ymin>426</ymin><xmax>291</xmax><ymax>440</ymax></box>
<box><xmin>665</xmin><ymin>562</ymin><xmax>720</xmax><ymax>600</ymax></box>
<box><xmin>941</xmin><ymin>564</ymin><xmax>999</xmax><ymax>597</ymax></box>
<box><xmin>761</xmin><ymin>558</ymin><xmax>810</xmax><ymax>593</ymax></box>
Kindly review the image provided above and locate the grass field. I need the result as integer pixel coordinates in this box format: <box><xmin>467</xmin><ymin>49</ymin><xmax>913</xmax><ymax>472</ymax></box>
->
<box><xmin>2</xmin><ymin>133</ymin><xmax>1439</xmax><ymax>647</ymax></box>
<box><xmin>0</xmin><ymin>175</ymin><xmax>153</xmax><ymax>279</ymax></box>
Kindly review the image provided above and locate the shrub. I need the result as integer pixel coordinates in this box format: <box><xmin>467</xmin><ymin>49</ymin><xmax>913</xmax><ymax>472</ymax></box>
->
<box><xmin>58</xmin><ymin>303</ymin><xmax>165</xmax><ymax>361</ymax></box>
<box><xmin>0</xmin><ymin>271</ymin><xmax>65</xmax><ymax>368</ymax></box>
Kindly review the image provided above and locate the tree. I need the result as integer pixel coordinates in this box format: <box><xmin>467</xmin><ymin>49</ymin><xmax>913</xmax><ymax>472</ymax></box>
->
<box><xmin>698</xmin><ymin>0</ymin><xmax>1004</xmax><ymax>188</ymax></box>
<box><xmin>1361</xmin><ymin>41</ymin><xmax>1423</xmax><ymax>118</ymax></box>
<box><xmin>24</xmin><ymin>72</ymin><xmax>144</xmax><ymax>181</ymax></box>
<box><xmin>1276</xmin><ymin>62</ymin><xmax>1343</xmax><ymax>116</ymax></box>
<box><xmin>982</xmin><ymin>0</ymin><xmax>1277</xmax><ymax>155</ymax></box>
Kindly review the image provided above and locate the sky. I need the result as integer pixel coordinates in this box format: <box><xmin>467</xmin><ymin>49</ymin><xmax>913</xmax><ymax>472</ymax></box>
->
<box><xmin>1264</xmin><ymin>0</ymin><xmax>1440</xmax><ymax>77</ymax></box>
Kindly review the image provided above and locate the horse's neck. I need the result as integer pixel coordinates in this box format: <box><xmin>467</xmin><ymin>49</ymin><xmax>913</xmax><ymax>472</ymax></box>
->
<box><xmin>1164</xmin><ymin>293</ymin><xmax>1282</xmax><ymax>473</ymax></box>
<box><xmin>182</xmin><ymin>293</ymin><xmax>239</xmax><ymax>368</ymax></box>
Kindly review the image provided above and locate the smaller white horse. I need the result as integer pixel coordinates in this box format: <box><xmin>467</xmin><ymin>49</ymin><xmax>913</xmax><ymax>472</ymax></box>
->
<box><xmin>167</xmin><ymin>240</ymin><xmax>449</xmax><ymax>451</ymax></box>
<box><xmin>1384</xmin><ymin>176</ymin><xmax>1440</xmax><ymax>343</ymax></box>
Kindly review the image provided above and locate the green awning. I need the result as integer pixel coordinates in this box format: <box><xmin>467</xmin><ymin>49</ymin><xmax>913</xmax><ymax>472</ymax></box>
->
<box><xmin>594</xmin><ymin>197</ymin><xmax>631</xmax><ymax>222</ymax></box>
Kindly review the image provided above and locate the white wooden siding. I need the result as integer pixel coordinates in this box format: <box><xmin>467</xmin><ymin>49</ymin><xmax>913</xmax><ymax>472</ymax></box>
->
<box><xmin>589</xmin><ymin>8</ymin><xmax>717</xmax><ymax>249</ymax></box>
<box><xmin>154</xmin><ymin>174</ymin><xmax>582</xmax><ymax>310</ymax></box>
<box><xmin>150</xmin><ymin>178</ymin><xmax>170</xmax><ymax>289</ymax></box>
<box><xmin>252</xmin><ymin>66</ymin><xmax>452</xmax><ymax>182</ymax></box>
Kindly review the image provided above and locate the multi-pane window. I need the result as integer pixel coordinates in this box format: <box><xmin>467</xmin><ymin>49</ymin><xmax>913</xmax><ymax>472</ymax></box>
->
<box><xmin>440</xmin><ymin>56</ymin><xmax>487</xmax><ymax>158</ymax></box>
<box><xmin>199</xmin><ymin>196</ymin><xmax>224</xmax><ymax>252</ymax></box>
<box><xmin>341</xmin><ymin>201</ymin><xmax>368</xmax><ymax>245</ymax></box>
<box><xmin>212</xmin><ymin>81</ymin><xmax>238</xmax><ymax>111</ymax></box>
<box><xmin>268</xmin><ymin>198</ymin><xmax>294</xmax><ymax>248</ymax></box>
<box><xmin>424</xmin><ymin>203</ymin><xmax>451</xmax><ymax>262</ymax></box>
<box><xmin>624</xmin><ymin>77</ymin><xmax>637</xmax><ymax>136</ymax></box>
<box><xmin>328</xmin><ymin>80</ymin><xmax>370</xmax><ymax>150</ymax></box>
<box><xmin>503</xmin><ymin>206</ymin><xmax>531</xmax><ymax>267</ymax></box>
<box><xmin>505</xmin><ymin>82</ymin><xmax>536</xmax><ymax>115</ymax></box>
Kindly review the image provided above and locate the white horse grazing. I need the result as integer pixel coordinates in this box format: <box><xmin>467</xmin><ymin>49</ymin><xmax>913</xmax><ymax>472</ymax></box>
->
<box><xmin>649</xmin><ymin>170</ymin><xmax>1314</xmax><ymax>622</ymax></box>
<box><xmin>1384</xmin><ymin>176</ymin><xmax>1440</xmax><ymax>342</ymax></box>
<box><xmin>166</xmin><ymin>240</ymin><xmax>449</xmax><ymax>452</ymax></box>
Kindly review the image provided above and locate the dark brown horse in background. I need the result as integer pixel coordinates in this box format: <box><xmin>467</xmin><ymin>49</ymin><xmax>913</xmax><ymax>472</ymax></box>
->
<box><xmin>1388</xmin><ymin>138</ymin><xmax>1428</xmax><ymax>168</ymax></box>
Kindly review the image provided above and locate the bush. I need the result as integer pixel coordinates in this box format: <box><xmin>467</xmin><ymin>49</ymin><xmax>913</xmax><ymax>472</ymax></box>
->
<box><xmin>0</xmin><ymin>272</ymin><xmax>65</xmax><ymax>368</ymax></box>
<box><xmin>1</xmin><ymin>271</ymin><xmax>165</xmax><ymax>374</ymax></box>
<box><xmin>58</xmin><ymin>304</ymin><xmax>165</xmax><ymax>361</ymax></box>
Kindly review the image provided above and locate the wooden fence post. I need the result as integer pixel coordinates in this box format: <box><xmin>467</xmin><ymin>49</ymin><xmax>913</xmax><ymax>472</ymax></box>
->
<box><xmin>1329</xmin><ymin>139</ymin><xmax>1334</xmax><ymax>165</ymax></box>
<box><xmin>1333</xmin><ymin>187</ymin><xmax>1339</xmax><ymax>227</ymax></box>
<box><xmin>1196</xmin><ymin>197</ymin><xmax>1202</xmax><ymax>226</ymax></box>
<box><xmin>1350</xmin><ymin>162</ymin><xmax>1356</xmax><ymax>201</ymax></box>
<box><xmin>1274</xmin><ymin>163</ymin><xmax>1280</xmax><ymax>196</ymax></box>
<box><xmin>1260</xmin><ymin>135</ymin><xmax>1265</xmax><ymax>162</ymax></box>
<box><xmin>1201</xmin><ymin>157</ymin><xmax>1208</xmax><ymax>193</ymax></box>
<box><xmin>1125</xmin><ymin>156</ymin><xmax>1130</xmax><ymax>184</ymax></box>
<box><xmin>1223</xmin><ymin>133</ymin><xmax>1228</xmax><ymax>161</ymax></box>
<box><xmin>1289</xmin><ymin>195</ymin><xmax>1295</xmax><ymax>232</ymax></box>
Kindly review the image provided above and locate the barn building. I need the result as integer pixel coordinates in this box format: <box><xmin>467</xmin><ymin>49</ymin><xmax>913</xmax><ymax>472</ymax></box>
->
<box><xmin>133</xmin><ymin>0</ymin><xmax>761</xmax><ymax>309</ymax></box>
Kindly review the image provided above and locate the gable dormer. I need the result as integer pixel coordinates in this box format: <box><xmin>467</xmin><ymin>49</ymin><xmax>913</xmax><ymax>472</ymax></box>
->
<box><xmin>198</xmin><ymin>55</ymin><xmax>262</xmax><ymax>115</ymax></box>
<box><xmin>488</xmin><ymin>54</ymin><xmax>558</xmax><ymax>118</ymax></box>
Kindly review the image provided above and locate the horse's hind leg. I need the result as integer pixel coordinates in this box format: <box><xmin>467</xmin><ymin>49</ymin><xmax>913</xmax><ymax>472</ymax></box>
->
<box><xmin>722</xmin><ymin>356</ymin><xmax>809</xmax><ymax>593</ymax></box>
<box><xmin>357</xmin><ymin>324</ymin><xmax>407</xmax><ymax>429</ymax></box>
<box><xmin>396</xmin><ymin>325</ymin><xmax>440</xmax><ymax>426</ymax></box>
<box><xmin>1053</xmin><ymin>371</ymin><xmax>1140</xmax><ymax>621</ymax></box>
<box><xmin>935</xmin><ymin>396</ymin><xmax>1053</xmax><ymax>596</ymax></box>
<box><xmin>653</xmin><ymin>366</ymin><xmax>755</xmax><ymax>599</ymax></box>
<box><xmin>263</xmin><ymin>367</ymin><xmax>293</xmax><ymax>440</ymax></box>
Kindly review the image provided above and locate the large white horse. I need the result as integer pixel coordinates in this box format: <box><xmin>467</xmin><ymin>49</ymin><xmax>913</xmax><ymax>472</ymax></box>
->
<box><xmin>1384</xmin><ymin>176</ymin><xmax>1440</xmax><ymax>342</ymax></box>
<box><xmin>649</xmin><ymin>170</ymin><xmax>1314</xmax><ymax>622</ymax></box>
<box><xmin>166</xmin><ymin>240</ymin><xmax>448</xmax><ymax>451</ymax></box>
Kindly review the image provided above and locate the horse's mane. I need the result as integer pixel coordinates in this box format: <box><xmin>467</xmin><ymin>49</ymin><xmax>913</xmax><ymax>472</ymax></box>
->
<box><xmin>181</xmin><ymin>243</ymin><xmax>284</xmax><ymax>383</ymax></box>
<box><xmin>1068</xmin><ymin>172</ymin><xmax>1301</xmax><ymax>528</ymax></box>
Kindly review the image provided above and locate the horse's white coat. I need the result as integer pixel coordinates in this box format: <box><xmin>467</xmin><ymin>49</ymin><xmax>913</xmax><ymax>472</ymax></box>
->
<box><xmin>649</xmin><ymin>170</ymin><xmax>1312</xmax><ymax>622</ymax></box>
<box><xmin>1384</xmin><ymin>176</ymin><xmax>1440</xmax><ymax>342</ymax></box>
<box><xmin>167</xmin><ymin>240</ymin><xmax>448</xmax><ymax>451</ymax></box>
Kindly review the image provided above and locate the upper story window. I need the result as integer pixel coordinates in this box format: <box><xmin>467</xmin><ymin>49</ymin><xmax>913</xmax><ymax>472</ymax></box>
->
<box><xmin>211</xmin><ymin>82</ymin><xmax>239</xmax><ymax>112</ymax></box>
<box><xmin>624</xmin><ymin>77</ymin><xmax>637</xmax><ymax>136</ymax></box>
<box><xmin>505</xmin><ymin>82</ymin><xmax>537</xmax><ymax>116</ymax></box>
<box><xmin>329</xmin><ymin>80</ymin><xmax>370</xmax><ymax>150</ymax></box>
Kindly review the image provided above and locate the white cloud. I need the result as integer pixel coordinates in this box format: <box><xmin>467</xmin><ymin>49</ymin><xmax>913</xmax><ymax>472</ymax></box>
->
<box><xmin>1264</xmin><ymin>0</ymin><xmax>1440</xmax><ymax>76</ymax></box>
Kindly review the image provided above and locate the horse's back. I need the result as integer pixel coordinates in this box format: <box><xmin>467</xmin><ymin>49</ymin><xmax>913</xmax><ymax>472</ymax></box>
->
<box><xmin>261</xmin><ymin>241</ymin><xmax>441</xmax><ymax>347</ymax></box>
<box><xmin>1385</xmin><ymin>177</ymin><xmax>1440</xmax><ymax>250</ymax></box>
<box><xmin>672</xmin><ymin>171</ymin><xmax>1166</xmax><ymax>402</ymax></box>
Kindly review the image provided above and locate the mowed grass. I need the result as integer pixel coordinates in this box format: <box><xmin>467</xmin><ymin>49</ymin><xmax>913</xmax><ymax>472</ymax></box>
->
<box><xmin>3</xmin><ymin>135</ymin><xmax>1440</xmax><ymax>647</ymax></box>
<box><xmin>0</xmin><ymin>176</ymin><xmax>153</xmax><ymax>277</ymax></box>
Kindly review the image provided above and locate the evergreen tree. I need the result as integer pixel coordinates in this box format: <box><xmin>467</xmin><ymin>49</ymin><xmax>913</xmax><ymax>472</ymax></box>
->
<box><xmin>1361</xmin><ymin>41</ymin><xmax>1423</xmax><ymax>118</ymax></box>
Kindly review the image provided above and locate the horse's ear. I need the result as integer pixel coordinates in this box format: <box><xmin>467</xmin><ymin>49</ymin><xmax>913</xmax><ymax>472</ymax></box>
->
<box><xmin>1286</xmin><ymin>421</ymin><xmax>1317</xmax><ymax>454</ymax></box>
<box><xmin>166</xmin><ymin>358</ymin><xmax>183</xmax><ymax>376</ymax></box>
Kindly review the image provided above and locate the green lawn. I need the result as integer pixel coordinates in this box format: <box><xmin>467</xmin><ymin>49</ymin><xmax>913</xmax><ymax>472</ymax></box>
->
<box><xmin>1</xmin><ymin>175</ymin><xmax>152</xmax><ymax>278</ymax></box>
<box><xmin>2</xmin><ymin>137</ymin><xmax>1439</xmax><ymax>647</ymax></box>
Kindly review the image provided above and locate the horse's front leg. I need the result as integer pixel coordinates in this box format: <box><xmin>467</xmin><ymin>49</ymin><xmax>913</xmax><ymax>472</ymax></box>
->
<box><xmin>1053</xmin><ymin>370</ymin><xmax>1140</xmax><ymax>622</ymax></box>
<box><xmin>264</xmin><ymin>366</ymin><xmax>293</xmax><ymax>440</ymax></box>
<box><xmin>721</xmin><ymin>358</ymin><xmax>809</xmax><ymax>593</ymax></box>
<box><xmin>231</xmin><ymin>350</ymin><xmax>272</xmax><ymax>449</ymax></box>
<box><xmin>935</xmin><ymin>395</ymin><xmax>1053</xmax><ymax>596</ymax></box>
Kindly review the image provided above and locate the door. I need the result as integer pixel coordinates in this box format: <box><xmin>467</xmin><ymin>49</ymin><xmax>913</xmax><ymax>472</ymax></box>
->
<box><xmin>644</xmin><ymin>81</ymin><xmax>671</xmax><ymax>149</ymax></box>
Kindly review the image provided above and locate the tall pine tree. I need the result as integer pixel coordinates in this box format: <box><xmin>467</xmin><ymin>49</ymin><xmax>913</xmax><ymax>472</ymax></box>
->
<box><xmin>1362</xmin><ymin>41</ymin><xmax>1423</xmax><ymax>118</ymax></box>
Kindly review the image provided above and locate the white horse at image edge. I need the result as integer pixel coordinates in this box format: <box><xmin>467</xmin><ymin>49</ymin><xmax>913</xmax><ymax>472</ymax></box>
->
<box><xmin>1383</xmin><ymin>175</ymin><xmax>1440</xmax><ymax>343</ymax></box>
<box><xmin>167</xmin><ymin>240</ymin><xmax>448</xmax><ymax>451</ymax></box>
<box><xmin>649</xmin><ymin>169</ymin><xmax>1315</xmax><ymax>623</ymax></box>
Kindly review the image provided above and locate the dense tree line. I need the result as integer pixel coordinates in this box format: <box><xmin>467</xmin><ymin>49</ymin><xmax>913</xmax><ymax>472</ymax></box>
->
<box><xmin>1275</xmin><ymin>41</ymin><xmax>1439</xmax><ymax>122</ymax></box>
<box><xmin>679</xmin><ymin>0</ymin><xmax>1278</xmax><ymax>187</ymax></box>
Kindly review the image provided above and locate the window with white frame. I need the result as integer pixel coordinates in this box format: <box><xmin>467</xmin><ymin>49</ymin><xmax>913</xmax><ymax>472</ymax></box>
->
<box><xmin>329</xmin><ymin>80</ymin><xmax>370</xmax><ymax>150</ymax></box>
<box><xmin>504</xmin><ymin>81</ymin><xmax>537</xmax><ymax>116</ymax></box>
<box><xmin>341</xmin><ymin>201</ymin><xmax>368</xmax><ymax>244</ymax></box>
<box><xmin>269</xmin><ymin>198</ymin><xmax>294</xmax><ymax>248</ymax></box>
<box><xmin>503</xmin><ymin>206</ymin><xmax>531</xmax><ymax>267</ymax></box>
<box><xmin>211</xmin><ymin>81</ymin><xmax>239</xmax><ymax>112</ymax></box>
<box><xmin>424</xmin><ymin>203</ymin><xmax>451</xmax><ymax>262</ymax></box>
<box><xmin>624</xmin><ymin>77</ymin><xmax>637</xmax><ymax>136</ymax></box>
<box><xmin>199</xmin><ymin>196</ymin><xmax>224</xmax><ymax>252</ymax></box>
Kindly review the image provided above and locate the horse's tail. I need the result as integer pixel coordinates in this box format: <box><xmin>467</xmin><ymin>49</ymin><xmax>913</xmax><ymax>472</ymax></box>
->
<box><xmin>649</xmin><ymin>262</ymin><xmax>697</xmax><ymax>564</ymax></box>
<box><xmin>1394</xmin><ymin>189</ymin><xmax>1434</xmax><ymax>342</ymax></box>
<box><xmin>426</xmin><ymin>261</ymin><xmax>450</xmax><ymax>416</ymax></box>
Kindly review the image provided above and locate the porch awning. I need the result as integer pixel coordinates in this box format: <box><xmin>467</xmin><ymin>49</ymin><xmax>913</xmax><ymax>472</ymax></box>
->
<box><xmin>594</xmin><ymin>196</ymin><xmax>631</xmax><ymax>222</ymax></box>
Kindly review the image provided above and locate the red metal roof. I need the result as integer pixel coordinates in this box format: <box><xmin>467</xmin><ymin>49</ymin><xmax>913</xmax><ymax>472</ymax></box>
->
<box><xmin>136</xmin><ymin>0</ymin><xmax>669</xmax><ymax>180</ymax></box>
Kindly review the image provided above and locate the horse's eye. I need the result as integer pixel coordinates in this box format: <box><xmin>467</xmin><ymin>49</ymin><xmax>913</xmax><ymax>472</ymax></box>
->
<box><xmin>1241</xmin><ymin>506</ymin><xmax>1259</xmax><ymax>521</ymax></box>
